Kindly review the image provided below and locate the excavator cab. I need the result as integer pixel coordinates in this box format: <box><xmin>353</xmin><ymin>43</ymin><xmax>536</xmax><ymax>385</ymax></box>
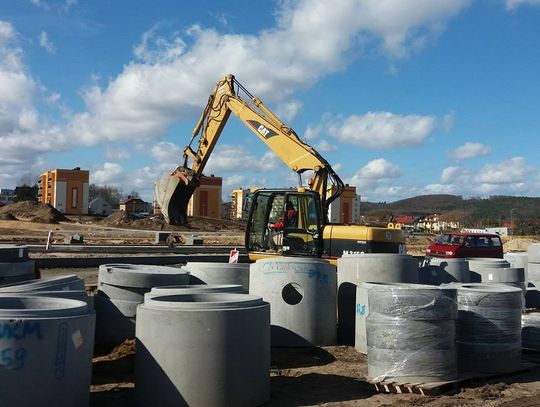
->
<box><xmin>245</xmin><ymin>189</ymin><xmax>323</xmax><ymax>259</ymax></box>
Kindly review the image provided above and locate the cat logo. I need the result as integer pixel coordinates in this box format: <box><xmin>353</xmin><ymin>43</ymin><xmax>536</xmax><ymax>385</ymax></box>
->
<box><xmin>247</xmin><ymin>120</ymin><xmax>278</xmax><ymax>138</ymax></box>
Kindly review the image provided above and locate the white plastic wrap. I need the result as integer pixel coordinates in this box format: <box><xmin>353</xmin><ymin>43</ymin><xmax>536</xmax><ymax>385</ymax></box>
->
<box><xmin>522</xmin><ymin>312</ymin><xmax>540</xmax><ymax>351</ymax></box>
<box><xmin>452</xmin><ymin>283</ymin><xmax>522</xmax><ymax>374</ymax></box>
<box><xmin>366</xmin><ymin>284</ymin><xmax>458</xmax><ymax>382</ymax></box>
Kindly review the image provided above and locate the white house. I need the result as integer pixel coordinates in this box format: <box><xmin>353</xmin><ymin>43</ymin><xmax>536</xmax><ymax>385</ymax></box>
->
<box><xmin>89</xmin><ymin>197</ymin><xmax>112</xmax><ymax>216</ymax></box>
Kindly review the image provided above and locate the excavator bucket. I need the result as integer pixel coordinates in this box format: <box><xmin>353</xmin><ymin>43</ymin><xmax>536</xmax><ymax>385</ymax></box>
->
<box><xmin>154</xmin><ymin>169</ymin><xmax>199</xmax><ymax>225</ymax></box>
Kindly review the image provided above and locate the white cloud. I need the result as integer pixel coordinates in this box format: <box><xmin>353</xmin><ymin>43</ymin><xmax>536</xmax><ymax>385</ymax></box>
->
<box><xmin>133</xmin><ymin>25</ymin><xmax>187</xmax><ymax>64</ymax></box>
<box><xmin>274</xmin><ymin>100</ymin><xmax>302</xmax><ymax>122</ymax></box>
<box><xmin>328</xmin><ymin>112</ymin><xmax>437</xmax><ymax>149</ymax></box>
<box><xmin>105</xmin><ymin>147</ymin><xmax>130</xmax><ymax>160</ymax></box>
<box><xmin>315</xmin><ymin>139</ymin><xmax>337</xmax><ymax>152</ymax></box>
<box><xmin>430</xmin><ymin>157</ymin><xmax>534</xmax><ymax>198</ymax></box>
<box><xmin>205</xmin><ymin>145</ymin><xmax>280</xmax><ymax>174</ymax></box>
<box><xmin>506</xmin><ymin>0</ymin><xmax>540</xmax><ymax>9</ymax></box>
<box><xmin>348</xmin><ymin>158</ymin><xmax>402</xmax><ymax>199</ymax></box>
<box><xmin>30</xmin><ymin>0</ymin><xmax>49</xmax><ymax>10</ymax></box>
<box><xmin>423</xmin><ymin>183</ymin><xmax>458</xmax><ymax>194</ymax></box>
<box><xmin>475</xmin><ymin>157</ymin><xmax>531</xmax><ymax>184</ymax></box>
<box><xmin>0</xmin><ymin>1</ymin><xmax>472</xmax><ymax>186</ymax></box>
<box><xmin>450</xmin><ymin>142</ymin><xmax>490</xmax><ymax>160</ymax></box>
<box><xmin>39</xmin><ymin>31</ymin><xmax>56</xmax><ymax>54</ymax></box>
<box><xmin>304</xmin><ymin>124</ymin><xmax>322</xmax><ymax>141</ymax></box>
<box><xmin>442</xmin><ymin>111</ymin><xmax>455</xmax><ymax>131</ymax></box>
<box><xmin>354</xmin><ymin>158</ymin><xmax>402</xmax><ymax>179</ymax></box>
<box><xmin>92</xmin><ymin>162</ymin><xmax>125</xmax><ymax>185</ymax></box>
<box><xmin>62</xmin><ymin>0</ymin><xmax>469</xmax><ymax>147</ymax></box>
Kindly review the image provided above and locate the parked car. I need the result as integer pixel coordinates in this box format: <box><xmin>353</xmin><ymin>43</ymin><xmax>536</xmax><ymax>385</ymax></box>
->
<box><xmin>425</xmin><ymin>232</ymin><xmax>503</xmax><ymax>259</ymax></box>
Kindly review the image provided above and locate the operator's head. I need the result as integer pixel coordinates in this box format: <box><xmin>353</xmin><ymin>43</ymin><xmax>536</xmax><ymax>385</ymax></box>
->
<box><xmin>285</xmin><ymin>201</ymin><xmax>294</xmax><ymax>211</ymax></box>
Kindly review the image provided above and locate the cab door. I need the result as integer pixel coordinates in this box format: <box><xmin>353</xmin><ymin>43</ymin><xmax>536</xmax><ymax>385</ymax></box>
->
<box><xmin>245</xmin><ymin>190</ymin><xmax>323</xmax><ymax>257</ymax></box>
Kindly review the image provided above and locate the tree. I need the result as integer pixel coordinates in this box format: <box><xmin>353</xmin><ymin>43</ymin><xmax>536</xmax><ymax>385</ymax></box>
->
<box><xmin>128</xmin><ymin>190</ymin><xmax>140</xmax><ymax>199</ymax></box>
<box><xmin>89</xmin><ymin>184</ymin><xmax>122</xmax><ymax>208</ymax></box>
<box><xmin>14</xmin><ymin>185</ymin><xmax>38</xmax><ymax>202</ymax></box>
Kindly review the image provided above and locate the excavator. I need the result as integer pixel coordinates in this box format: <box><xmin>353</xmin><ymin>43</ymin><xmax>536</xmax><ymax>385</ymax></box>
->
<box><xmin>154</xmin><ymin>74</ymin><xmax>405</xmax><ymax>263</ymax></box>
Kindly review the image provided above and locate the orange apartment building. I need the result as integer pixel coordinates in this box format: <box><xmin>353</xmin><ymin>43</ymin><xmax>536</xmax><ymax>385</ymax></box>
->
<box><xmin>186</xmin><ymin>175</ymin><xmax>222</xmax><ymax>218</ymax></box>
<box><xmin>328</xmin><ymin>184</ymin><xmax>360</xmax><ymax>224</ymax></box>
<box><xmin>38</xmin><ymin>168</ymin><xmax>89</xmax><ymax>215</ymax></box>
<box><xmin>230</xmin><ymin>188</ymin><xmax>251</xmax><ymax>220</ymax></box>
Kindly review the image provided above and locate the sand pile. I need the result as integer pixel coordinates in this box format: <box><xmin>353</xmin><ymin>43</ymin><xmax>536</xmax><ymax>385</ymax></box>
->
<box><xmin>0</xmin><ymin>201</ymin><xmax>69</xmax><ymax>223</ymax></box>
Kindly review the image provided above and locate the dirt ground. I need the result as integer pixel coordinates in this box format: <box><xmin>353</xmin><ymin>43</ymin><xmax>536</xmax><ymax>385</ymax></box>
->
<box><xmin>4</xmin><ymin>208</ymin><xmax>540</xmax><ymax>406</ymax></box>
<box><xmin>89</xmin><ymin>339</ymin><xmax>540</xmax><ymax>407</ymax></box>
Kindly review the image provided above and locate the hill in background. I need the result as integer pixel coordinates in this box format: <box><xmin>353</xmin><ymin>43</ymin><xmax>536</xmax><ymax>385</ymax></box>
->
<box><xmin>362</xmin><ymin>194</ymin><xmax>540</xmax><ymax>233</ymax></box>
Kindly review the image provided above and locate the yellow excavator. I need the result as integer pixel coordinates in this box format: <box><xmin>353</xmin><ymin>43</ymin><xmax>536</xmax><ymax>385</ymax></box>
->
<box><xmin>155</xmin><ymin>74</ymin><xmax>405</xmax><ymax>263</ymax></box>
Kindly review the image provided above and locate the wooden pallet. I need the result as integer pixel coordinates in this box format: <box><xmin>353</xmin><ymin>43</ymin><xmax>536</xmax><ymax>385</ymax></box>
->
<box><xmin>359</xmin><ymin>362</ymin><xmax>536</xmax><ymax>396</ymax></box>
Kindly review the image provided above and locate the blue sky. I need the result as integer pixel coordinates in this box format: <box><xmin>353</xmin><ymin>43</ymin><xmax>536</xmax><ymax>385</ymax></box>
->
<box><xmin>1</xmin><ymin>0</ymin><xmax>540</xmax><ymax>203</ymax></box>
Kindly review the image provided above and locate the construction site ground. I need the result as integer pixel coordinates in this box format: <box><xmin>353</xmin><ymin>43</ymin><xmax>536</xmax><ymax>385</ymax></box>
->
<box><xmin>3</xmin><ymin>204</ymin><xmax>540</xmax><ymax>406</ymax></box>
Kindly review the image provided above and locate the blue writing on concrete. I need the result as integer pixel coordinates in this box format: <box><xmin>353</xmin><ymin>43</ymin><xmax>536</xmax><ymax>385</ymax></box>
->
<box><xmin>356</xmin><ymin>304</ymin><xmax>366</xmax><ymax>316</ymax></box>
<box><xmin>0</xmin><ymin>321</ymin><xmax>43</xmax><ymax>341</ymax></box>
<box><xmin>0</xmin><ymin>347</ymin><xmax>27</xmax><ymax>370</ymax></box>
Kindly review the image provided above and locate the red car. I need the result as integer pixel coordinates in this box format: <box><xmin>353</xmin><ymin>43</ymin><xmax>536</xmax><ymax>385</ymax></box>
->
<box><xmin>425</xmin><ymin>232</ymin><xmax>503</xmax><ymax>259</ymax></box>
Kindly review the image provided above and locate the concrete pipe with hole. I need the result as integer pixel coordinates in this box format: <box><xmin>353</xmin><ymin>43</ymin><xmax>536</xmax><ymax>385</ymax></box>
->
<box><xmin>336</xmin><ymin>253</ymin><xmax>419</xmax><ymax>345</ymax></box>
<box><xmin>0</xmin><ymin>296</ymin><xmax>95</xmax><ymax>407</ymax></box>
<box><xmin>250</xmin><ymin>257</ymin><xmax>337</xmax><ymax>347</ymax></box>
<box><xmin>183</xmin><ymin>262</ymin><xmax>250</xmax><ymax>293</ymax></box>
<box><xmin>135</xmin><ymin>293</ymin><xmax>270</xmax><ymax>407</ymax></box>
<box><xmin>366</xmin><ymin>283</ymin><xmax>458</xmax><ymax>382</ymax></box>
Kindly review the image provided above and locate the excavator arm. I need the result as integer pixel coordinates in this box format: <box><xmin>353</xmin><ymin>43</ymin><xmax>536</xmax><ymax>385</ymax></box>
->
<box><xmin>155</xmin><ymin>74</ymin><xmax>344</xmax><ymax>225</ymax></box>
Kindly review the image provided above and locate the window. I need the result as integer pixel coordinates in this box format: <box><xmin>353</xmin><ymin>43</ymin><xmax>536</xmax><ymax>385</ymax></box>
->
<box><xmin>490</xmin><ymin>237</ymin><xmax>502</xmax><ymax>247</ymax></box>
<box><xmin>464</xmin><ymin>236</ymin><xmax>475</xmax><ymax>247</ymax></box>
<box><xmin>72</xmin><ymin>187</ymin><xmax>78</xmax><ymax>208</ymax></box>
<box><xmin>477</xmin><ymin>236</ymin><xmax>490</xmax><ymax>247</ymax></box>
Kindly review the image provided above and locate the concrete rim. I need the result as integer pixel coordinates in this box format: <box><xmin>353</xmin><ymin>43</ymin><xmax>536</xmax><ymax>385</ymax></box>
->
<box><xmin>151</xmin><ymin>284</ymin><xmax>243</xmax><ymax>292</ymax></box>
<box><xmin>452</xmin><ymin>283</ymin><xmax>522</xmax><ymax>293</ymax></box>
<box><xmin>100</xmin><ymin>264</ymin><xmax>187</xmax><ymax>274</ymax></box>
<box><xmin>142</xmin><ymin>293</ymin><xmax>266</xmax><ymax>310</ymax></box>
<box><xmin>0</xmin><ymin>296</ymin><xmax>89</xmax><ymax>318</ymax></box>
<box><xmin>367</xmin><ymin>282</ymin><xmax>455</xmax><ymax>293</ymax></box>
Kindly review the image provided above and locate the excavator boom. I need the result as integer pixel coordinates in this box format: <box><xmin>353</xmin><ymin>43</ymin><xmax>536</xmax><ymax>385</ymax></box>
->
<box><xmin>155</xmin><ymin>74</ymin><xmax>344</xmax><ymax>225</ymax></box>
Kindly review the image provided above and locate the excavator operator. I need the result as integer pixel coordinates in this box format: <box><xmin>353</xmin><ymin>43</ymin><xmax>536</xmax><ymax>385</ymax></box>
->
<box><xmin>271</xmin><ymin>201</ymin><xmax>298</xmax><ymax>232</ymax></box>
<box><xmin>268</xmin><ymin>201</ymin><xmax>298</xmax><ymax>250</ymax></box>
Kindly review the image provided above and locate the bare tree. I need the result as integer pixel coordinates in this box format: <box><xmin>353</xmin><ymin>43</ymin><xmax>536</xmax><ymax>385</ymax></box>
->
<box><xmin>89</xmin><ymin>184</ymin><xmax>123</xmax><ymax>208</ymax></box>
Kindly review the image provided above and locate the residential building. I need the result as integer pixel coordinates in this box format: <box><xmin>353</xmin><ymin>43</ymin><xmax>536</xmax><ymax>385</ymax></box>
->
<box><xmin>89</xmin><ymin>197</ymin><xmax>113</xmax><ymax>216</ymax></box>
<box><xmin>417</xmin><ymin>214</ymin><xmax>461</xmax><ymax>233</ymax></box>
<box><xmin>37</xmin><ymin>168</ymin><xmax>89</xmax><ymax>215</ymax></box>
<box><xmin>119</xmin><ymin>196</ymin><xmax>147</xmax><ymax>215</ymax></box>
<box><xmin>0</xmin><ymin>188</ymin><xmax>15</xmax><ymax>205</ymax></box>
<box><xmin>352</xmin><ymin>194</ymin><xmax>361</xmax><ymax>223</ymax></box>
<box><xmin>230</xmin><ymin>188</ymin><xmax>251</xmax><ymax>220</ymax></box>
<box><xmin>328</xmin><ymin>184</ymin><xmax>357</xmax><ymax>224</ymax></box>
<box><xmin>187</xmin><ymin>175</ymin><xmax>222</xmax><ymax>218</ymax></box>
